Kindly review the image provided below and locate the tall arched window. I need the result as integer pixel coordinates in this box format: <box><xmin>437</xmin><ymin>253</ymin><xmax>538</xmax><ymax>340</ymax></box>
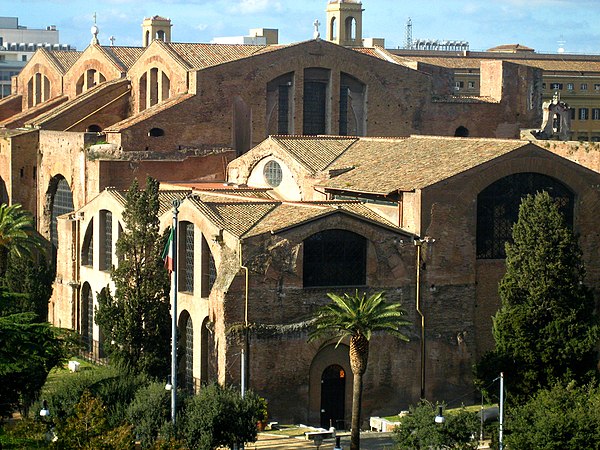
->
<box><xmin>476</xmin><ymin>172</ymin><xmax>574</xmax><ymax>259</ymax></box>
<box><xmin>81</xmin><ymin>283</ymin><xmax>94</xmax><ymax>352</ymax></box>
<box><xmin>200</xmin><ymin>317</ymin><xmax>210</xmax><ymax>385</ymax></box>
<box><xmin>100</xmin><ymin>210</ymin><xmax>113</xmax><ymax>271</ymax></box>
<box><xmin>49</xmin><ymin>176</ymin><xmax>74</xmax><ymax>249</ymax></box>
<box><xmin>201</xmin><ymin>234</ymin><xmax>217</xmax><ymax>297</ymax></box>
<box><xmin>81</xmin><ymin>220</ymin><xmax>94</xmax><ymax>267</ymax></box>
<box><xmin>180</xmin><ymin>311</ymin><xmax>194</xmax><ymax>393</ymax></box>
<box><xmin>179</xmin><ymin>222</ymin><xmax>194</xmax><ymax>293</ymax></box>
<box><xmin>303</xmin><ymin>229</ymin><xmax>367</xmax><ymax>287</ymax></box>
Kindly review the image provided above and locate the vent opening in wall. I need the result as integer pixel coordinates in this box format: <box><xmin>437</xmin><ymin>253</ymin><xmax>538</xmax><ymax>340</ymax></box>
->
<box><xmin>148</xmin><ymin>128</ymin><xmax>165</xmax><ymax>137</ymax></box>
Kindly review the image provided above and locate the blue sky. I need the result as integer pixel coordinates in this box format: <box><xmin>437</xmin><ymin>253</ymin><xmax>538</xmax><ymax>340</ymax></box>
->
<box><xmin>9</xmin><ymin>0</ymin><xmax>600</xmax><ymax>54</ymax></box>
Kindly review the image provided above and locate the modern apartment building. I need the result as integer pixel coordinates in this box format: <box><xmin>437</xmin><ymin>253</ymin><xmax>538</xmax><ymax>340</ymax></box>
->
<box><xmin>389</xmin><ymin>44</ymin><xmax>600</xmax><ymax>141</ymax></box>
<box><xmin>0</xmin><ymin>17</ymin><xmax>74</xmax><ymax>98</ymax></box>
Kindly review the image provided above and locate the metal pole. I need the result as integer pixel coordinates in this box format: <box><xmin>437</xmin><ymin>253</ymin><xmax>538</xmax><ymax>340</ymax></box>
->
<box><xmin>415</xmin><ymin>239</ymin><xmax>425</xmax><ymax>399</ymax></box>
<box><xmin>241</xmin><ymin>346</ymin><xmax>246</xmax><ymax>398</ymax></box>
<box><xmin>171</xmin><ymin>199</ymin><xmax>180</xmax><ymax>425</ymax></box>
<box><xmin>499</xmin><ymin>372</ymin><xmax>504</xmax><ymax>450</ymax></box>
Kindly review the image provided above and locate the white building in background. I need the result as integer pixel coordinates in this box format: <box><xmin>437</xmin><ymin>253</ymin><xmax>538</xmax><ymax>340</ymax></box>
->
<box><xmin>0</xmin><ymin>17</ymin><xmax>75</xmax><ymax>98</ymax></box>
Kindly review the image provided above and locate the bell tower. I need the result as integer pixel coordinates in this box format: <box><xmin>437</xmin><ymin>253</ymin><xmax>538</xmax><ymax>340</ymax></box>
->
<box><xmin>142</xmin><ymin>16</ymin><xmax>172</xmax><ymax>47</ymax></box>
<box><xmin>325</xmin><ymin>0</ymin><xmax>364</xmax><ymax>47</ymax></box>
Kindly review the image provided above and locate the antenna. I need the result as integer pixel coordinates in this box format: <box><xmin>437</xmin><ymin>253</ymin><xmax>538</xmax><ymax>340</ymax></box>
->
<box><xmin>405</xmin><ymin>17</ymin><xmax>413</xmax><ymax>49</ymax></box>
<box><xmin>557</xmin><ymin>35</ymin><xmax>566</xmax><ymax>54</ymax></box>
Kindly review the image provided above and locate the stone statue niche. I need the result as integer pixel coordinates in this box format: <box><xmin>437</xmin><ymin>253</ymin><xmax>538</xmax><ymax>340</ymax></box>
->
<box><xmin>536</xmin><ymin>92</ymin><xmax>572</xmax><ymax>141</ymax></box>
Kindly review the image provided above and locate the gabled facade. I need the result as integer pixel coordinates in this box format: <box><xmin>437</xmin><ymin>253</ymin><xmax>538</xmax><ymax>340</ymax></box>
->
<box><xmin>51</xmin><ymin>133</ymin><xmax>600</xmax><ymax>426</ymax></box>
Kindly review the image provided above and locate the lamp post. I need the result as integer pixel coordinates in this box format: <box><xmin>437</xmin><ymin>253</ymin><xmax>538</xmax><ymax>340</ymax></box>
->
<box><xmin>170</xmin><ymin>199</ymin><xmax>180</xmax><ymax>425</ymax></box>
<box><xmin>499</xmin><ymin>372</ymin><xmax>504</xmax><ymax>450</ymax></box>
<box><xmin>434</xmin><ymin>405</ymin><xmax>446</xmax><ymax>424</ymax></box>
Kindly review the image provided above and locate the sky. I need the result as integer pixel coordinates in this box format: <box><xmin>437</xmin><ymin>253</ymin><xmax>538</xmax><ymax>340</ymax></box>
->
<box><xmin>8</xmin><ymin>0</ymin><xmax>600</xmax><ymax>54</ymax></box>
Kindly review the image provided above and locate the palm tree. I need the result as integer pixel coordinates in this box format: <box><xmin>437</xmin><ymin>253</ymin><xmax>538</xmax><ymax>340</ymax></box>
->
<box><xmin>0</xmin><ymin>203</ymin><xmax>44</xmax><ymax>276</ymax></box>
<box><xmin>309</xmin><ymin>290</ymin><xmax>410</xmax><ymax>450</ymax></box>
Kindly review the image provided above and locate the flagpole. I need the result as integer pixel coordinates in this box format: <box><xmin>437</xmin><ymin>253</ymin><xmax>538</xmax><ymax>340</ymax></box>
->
<box><xmin>171</xmin><ymin>199</ymin><xmax>180</xmax><ymax>425</ymax></box>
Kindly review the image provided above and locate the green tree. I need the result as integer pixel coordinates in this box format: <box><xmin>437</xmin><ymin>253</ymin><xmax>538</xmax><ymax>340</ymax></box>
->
<box><xmin>95</xmin><ymin>178</ymin><xmax>171</xmax><ymax>378</ymax></box>
<box><xmin>1</xmin><ymin>250</ymin><xmax>54</xmax><ymax>321</ymax></box>
<box><xmin>180</xmin><ymin>384</ymin><xmax>265</xmax><ymax>450</ymax></box>
<box><xmin>127</xmin><ymin>382</ymin><xmax>171</xmax><ymax>448</ymax></box>
<box><xmin>475</xmin><ymin>192</ymin><xmax>599</xmax><ymax>404</ymax></box>
<box><xmin>0</xmin><ymin>203</ymin><xmax>45</xmax><ymax>277</ymax></box>
<box><xmin>309</xmin><ymin>290</ymin><xmax>410</xmax><ymax>450</ymax></box>
<box><xmin>54</xmin><ymin>390</ymin><xmax>134</xmax><ymax>449</ymax></box>
<box><xmin>506</xmin><ymin>382</ymin><xmax>600</xmax><ymax>449</ymax></box>
<box><xmin>0</xmin><ymin>304</ymin><xmax>71</xmax><ymax>417</ymax></box>
<box><xmin>394</xmin><ymin>402</ymin><xmax>479</xmax><ymax>450</ymax></box>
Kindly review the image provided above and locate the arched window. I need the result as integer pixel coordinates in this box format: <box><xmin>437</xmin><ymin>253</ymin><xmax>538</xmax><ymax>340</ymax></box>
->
<box><xmin>303</xmin><ymin>229</ymin><xmax>367</xmax><ymax>287</ymax></box>
<box><xmin>81</xmin><ymin>283</ymin><xmax>94</xmax><ymax>352</ymax></box>
<box><xmin>148</xmin><ymin>128</ymin><xmax>164</xmax><ymax>137</ymax></box>
<box><xmin>49</xmin><ymin>176</ymin><xmax>74</xmax><ymax>249</ymax></box>
<box><xmin>303</xmin><ymin>68</ymin><xmax>330</xmax><ymax>135</ymax></box>
<box><xmin>100</xmin><ymin>210</ymin><xmax>113</xmax><ymax>271</ymax></box>
<box><xmin>180</xmin><ymin>311</ymin><xmax>194</xmax><ymax>393</ymax></box>
<box><xmin>476</xmin><ymin>173</ymin><xmax>574</xmax><ymax>259</ymax></box>
<box><xmin>345</xmin><ymin>17</ymin><xmax>357</xmax><ymax>41</ymax></box>
<box><xmin>81</xmin><ymin>220</ymin><xmax>93</xmax><ymax>267</ymax></box>
<box><xmin>340</xmin><ymin>73</ymin><xmax>366</xmax><ymax>136</ymax></box>
<box><xmin>179</xmin><ymin>221</ymin><xmax>194</xmax><ymax>293</ymax></box>
<box><xmin>201</xmin><ymin>234</ymin><xmax>216</xmax><ymax>297</ymax></box>
<box><xmin>86</xmin><ymin>124</ymin><xmax>102</xmax><ymax>133</ymax></box>
<box><xmin>200</xmin><ymin>317</ymin><xmax>210</xmax><ymax>385</ymax></box>
<box><xmin>454</xmin><ymin>126</ymin><xmax>469</xmax><ymax>137</ymax></box>
<box><xmin>330</xmin><ymin>17</ymin><xmax>337</xmax><ymax>40</ymax></box>
<box><xmin>266</xmin><ymin>72</ymin><xmax>294</xmax><ymax>136</ymax></box>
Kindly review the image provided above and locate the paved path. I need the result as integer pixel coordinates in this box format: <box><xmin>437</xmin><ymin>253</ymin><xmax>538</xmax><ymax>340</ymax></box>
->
<box><xmin>247</xmin><ymin>432</ymin><xmax>396</xmax><ymax>449</ymax></box>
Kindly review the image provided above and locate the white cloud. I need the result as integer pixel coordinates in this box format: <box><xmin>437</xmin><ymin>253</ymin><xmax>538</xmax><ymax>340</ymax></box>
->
<box><xmin>228</xmin><ymin>0</ymin><xmax>282</xmax><ymax>14</ymax></box>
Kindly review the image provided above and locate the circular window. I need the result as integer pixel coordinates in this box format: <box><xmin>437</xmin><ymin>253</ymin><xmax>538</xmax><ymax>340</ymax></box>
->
<box><xmin>263</xmin><ymin>160</ymin><xmax>283</xmax><ymax>187</ymax></box>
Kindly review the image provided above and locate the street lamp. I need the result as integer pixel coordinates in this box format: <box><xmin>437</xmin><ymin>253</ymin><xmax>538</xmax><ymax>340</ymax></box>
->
<box><xmin>434</xmin><ymin>405</ymin><xmax>446</xmax><ymax>424</ymax></box>
<box><xmin>39</xmin><ymin>400</ymin><xmax>50</xmax><ymax>417</ymax></box>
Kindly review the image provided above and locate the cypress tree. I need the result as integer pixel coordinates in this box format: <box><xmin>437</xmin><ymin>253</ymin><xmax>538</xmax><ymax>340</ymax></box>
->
<box><xmin>477</xmin><ymin>191</ymin><xmax>599</xmax><ymax>403</ymax></box>
<box><xmin>96</xmin><ymin>177</ymin><xmax>171</xmax><ymax>378</ymax></box>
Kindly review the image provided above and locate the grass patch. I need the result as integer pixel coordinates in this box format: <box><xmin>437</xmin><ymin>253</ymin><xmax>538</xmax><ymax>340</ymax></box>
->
<box><xmin>42</xmin><ymin>356</ymin><xmax>100</xmax><ymax>395</ymax></box>
<box><xmin>383</xmin><ymin>404</ymin><xmax>495</xmax><ymax>422</ymax></box>
<box><xmin>265</xmin><ymin>425</ymin><xmax>318</xmax><ymax>437</ymax></box>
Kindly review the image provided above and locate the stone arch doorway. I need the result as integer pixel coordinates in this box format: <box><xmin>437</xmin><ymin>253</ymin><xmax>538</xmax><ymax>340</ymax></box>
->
<box><xmin>308</xmin><ymin>343</ymin><xmax>352</xmax><ymax>427</ymax></box>
<box><xmin>320</xmin><ymin>364</ymin><xmax>346</xmax><ymax>429</ymax></box>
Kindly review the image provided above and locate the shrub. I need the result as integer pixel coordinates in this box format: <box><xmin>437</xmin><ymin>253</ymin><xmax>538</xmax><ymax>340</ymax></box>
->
<box><xmin>394</xmin><ymin>401</ymin><xmax>479</xmax><ymax>450</ymax></box>
<box><xmin>127</xmin><ymin>382</ymin><xmax>171</xmax><ymax>448</ymax></box>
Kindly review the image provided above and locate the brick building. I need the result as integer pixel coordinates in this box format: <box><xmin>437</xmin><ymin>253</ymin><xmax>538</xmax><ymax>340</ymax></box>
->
<box><xmin>2</xmin><ymin>0</ymin><xmax>599</xmax><ymax>428</ymax></box>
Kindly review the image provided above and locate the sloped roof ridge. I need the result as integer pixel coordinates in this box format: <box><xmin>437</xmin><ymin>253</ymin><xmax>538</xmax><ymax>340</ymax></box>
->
<box><xmin>97</xmin><ymin>45</ymin><xmax>143</xmax><ymax>71</ymax></box>
<box><xmin>407</xmin><ymin>134</ymin><xmax>531</xmax><ymax>144</ymax></box>
<box><xmin>28</xmin><ymin>78</ymin><xmax>129</xmax><ymax>126</ymax></box>
<box><xmin>104</xmin><ymin>92</ymin><xmax>194</xmax><ymax>131</ymax></box>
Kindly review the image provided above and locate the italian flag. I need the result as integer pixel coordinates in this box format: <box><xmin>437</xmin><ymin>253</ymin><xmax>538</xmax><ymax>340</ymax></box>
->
<box><xmin>162</xmin><ymin>228</ymin><xmax>174</xmax><ymax>272</ymax></box>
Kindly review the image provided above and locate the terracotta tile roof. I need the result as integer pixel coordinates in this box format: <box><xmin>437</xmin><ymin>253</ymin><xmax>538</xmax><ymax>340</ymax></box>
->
<box><xmin>164</xmin><ymin>43</ymin><xmax>267</xmax><ymax>69</ymax></box>
<box><xmin>102</xmin><ymin>46</ymin><xmax>145</xmax><ymax>70</ymax></box>
<box><xmin>487</xmin><ymin>44</ymin><xmax>535</xmax><ymax>53</ymax></box>
<box><xmin>244</xmin><ymin>201</ymin><xmax>404</xmax><ymax>238</ymax></box>
<box><xmin>106</xmin><ymin>188</ymin><xmax>190</xmax><ymax>216</ymax></box>
<box><xmin>271</xmin><ymin>135</ymin><xmax>358</xmax><ymax>173</ymax></box>
<box><xmin>45</xmin><ymin>49</ymin><xmax>83</xmax><ymax>73</ymax></box>
<box><xmin>389</xmin><ymin>53</ymin><xmax>600</xmax><ymax>73</ymax></box>
<box><xmin>320</xmin><ymin>136</ymin><xmax>531</xmax><ymax>194</ymax></box>
<box><xmin>104</xmin><ymin>93</ymin><xmax>194</xmax><ymax>132</ymax></box>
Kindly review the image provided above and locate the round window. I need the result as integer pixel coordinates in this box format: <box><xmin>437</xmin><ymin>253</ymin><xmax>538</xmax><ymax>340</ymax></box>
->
<box><xmin>263</xmin><ymin>160</ymin><xmax>283</xmax><ymax>187</ymax></box>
